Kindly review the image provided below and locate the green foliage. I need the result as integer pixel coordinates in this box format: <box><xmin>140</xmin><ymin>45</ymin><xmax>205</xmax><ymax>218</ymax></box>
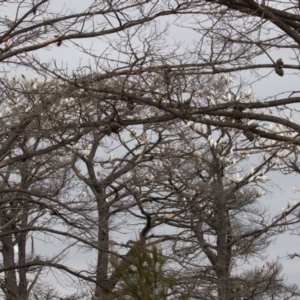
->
<box><xmin>107</xmin><ymin>244</ymin><xmax>191</xmax><ymax>300</ymax></box>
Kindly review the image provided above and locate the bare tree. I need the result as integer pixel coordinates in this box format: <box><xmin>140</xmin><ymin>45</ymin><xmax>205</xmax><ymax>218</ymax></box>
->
<box><xmin>108</xmin><ymin>74</ymin><xmax>300</xmax><ymax>300</ymax></box>
<box><xmin>1</xmin><ymin>1</ymin><xmax>300</xmax><ymax>300</ymax></box>
<box><xmin>0</xmin><ymin>1</ymin><xmax>182</xmax><ymax>298</ymax></box>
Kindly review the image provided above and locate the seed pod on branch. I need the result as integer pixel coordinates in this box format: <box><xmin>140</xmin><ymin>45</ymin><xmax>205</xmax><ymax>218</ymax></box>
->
<box><xmin>276</xmin><ymin>58</ymin><xmax>284</xmax><ymax>67</ymax></box>
<box><xmin>243</xmin><ymin>130</ymin><xmax>255</xmax><ymax>141</ymax></box>
<box><xmin>104</xmin><ymin>122</ymin><xmax>123</xmax><ymax>135</ymax></box>
<box><xmin>110</xmin><ymin>122</ymin><xmax>123</xmax><ymax>133</ymax></box>
<box><xmin>126</xmin><ymin>99</ymin><xmax>135</xmax><ymax>110</ymax></box>
<box><xmin>275</xmin><ymin>66</ymin><xmax>284</xmax><ymax>77</ymax></box>
<box><xmin>275</xmin><ymin>59</ymin><xmax>284</xmax><ymax>77</ymax></box>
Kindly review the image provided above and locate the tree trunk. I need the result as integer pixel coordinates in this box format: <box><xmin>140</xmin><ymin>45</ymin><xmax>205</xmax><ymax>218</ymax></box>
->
<box><xmin>95</xmin><ymin>191</ymin><xmax>110</xmax><ymax>299</ymax></box>
<box><xmin>1</xmin><ymin>221</ymin><xmax>18</xmax><ymax>300</ymax></box>
<box><xmin>215</xmin><ymin>203</ymin><xmax>232</xmax><ymax>300</ymax></box>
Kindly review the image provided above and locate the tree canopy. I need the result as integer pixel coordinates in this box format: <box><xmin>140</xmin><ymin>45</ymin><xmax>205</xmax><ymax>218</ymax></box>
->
<box><xmin>0</xmin><ymin>1</ymin><xmax>300</xmax><ymax>299</ymax></box>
